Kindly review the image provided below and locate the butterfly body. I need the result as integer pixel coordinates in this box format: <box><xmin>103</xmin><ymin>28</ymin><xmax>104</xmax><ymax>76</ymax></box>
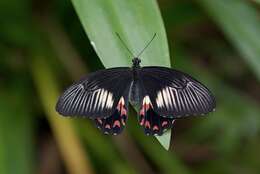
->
<box><xmin>56</xmin><ymin>57</ymin><xmax>215</xmax><ymax>135</ymax></box>
<box><xmin>129</xmin><ymin>58</ymin><xmax>143</xmax><ymax>107</ymax></box>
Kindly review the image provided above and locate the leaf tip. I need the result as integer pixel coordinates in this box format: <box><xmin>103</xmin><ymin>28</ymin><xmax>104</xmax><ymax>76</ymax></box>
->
<box><xmin>155</xmin><ymin>129</ymin><xmax>172</xmax><ymax>150</ymax></box>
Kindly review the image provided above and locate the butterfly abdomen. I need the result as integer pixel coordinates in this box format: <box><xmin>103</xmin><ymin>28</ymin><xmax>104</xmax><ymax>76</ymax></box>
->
<box><xmin>129</xmin><ymin>79</ymin><xmax>141</xmax><ymax>107</ymax></box>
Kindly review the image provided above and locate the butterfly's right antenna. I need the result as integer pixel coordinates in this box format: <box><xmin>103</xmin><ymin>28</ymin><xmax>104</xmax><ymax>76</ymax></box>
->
<box><xmin>115</xmin><ymin>32</ymin><xmax>135</xmax><ymax>57</ymax></box>
<box><xmin>136</xmin><ymin>33</ymin><xmax>156</xmax><ymax>58</ymax></box>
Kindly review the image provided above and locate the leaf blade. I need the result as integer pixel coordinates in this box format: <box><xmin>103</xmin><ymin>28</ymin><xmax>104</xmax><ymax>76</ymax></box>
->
<box><xmin>71</xmin><ymin>0</ymin><xmax>170</xmax><ymax>67</ymax></box>
<box><xmin>72</xmin><ymin>0</ymin><xmax>172</xmax><ymax>149</ymax></box>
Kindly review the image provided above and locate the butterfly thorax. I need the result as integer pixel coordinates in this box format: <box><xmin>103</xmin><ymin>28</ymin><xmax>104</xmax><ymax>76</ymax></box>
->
<box><xmin>132</xmin><ymin>57</ymin><xmax>141</xmax><ymax>68</ymax></box>
<box><xmin>132</xmin><ymin>57</ymin><xmax>141</xmax><ymax>80</ymax></box>
<box><xmin>129</xmin><ymin>79</ymin><xmax>141</xmax><ymax>107</ymax></box>
<box><xmin>129</xmin><ymin>58</ymin><xmax>141</xmax><ymax>107</ymax></box>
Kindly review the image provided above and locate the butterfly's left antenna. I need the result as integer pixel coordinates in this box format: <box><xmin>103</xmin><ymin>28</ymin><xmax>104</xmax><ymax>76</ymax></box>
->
<box><xmin>115</xmin><ymin>32</ymin><xmax>135</xmax><ymax>57</ymax></box>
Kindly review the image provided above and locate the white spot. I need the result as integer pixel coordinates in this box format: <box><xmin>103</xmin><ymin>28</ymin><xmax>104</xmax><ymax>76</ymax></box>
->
<box><xmin>106</xmin><ymin>92</ymin><xmax>114</xmax><ymax>109</ymax></box>
<box><xmin>101</xmin><ymin>90</ymin><xmax>108</xmax><ymax>109</ymax></box>
<box><xmin>110</xmin><ymin>98</ymin><xmax>114</xmax><ymax>108</ymax></box>
<box><xmin>143</xmin><ymin>95</ymin><xmax>151</xmax><ymax>105</ymax></box>
<box><xmin>165</xmin><ymin>87</ymin><xmax>173</xmax><ymax>109</ymax></box>
<box><xmin>119</xmin><ymin>96</ymin><xmax>125</xmax><ymax>105</ymax></box>
<box><xmin>168</xmin><ymin>87</ymin><xmax>177</xmax><ymax>109</ymax></box>
<box><xmin>162</xmin><ymin>88</ymin><xmax>169</xmax><ymax>109</ymax></box>
<box><xmin>156</xmin><ymin>91</ymin><xmax>164</xmax><ymax>108</ymax></box>
<box><xmin>93</xmin><ymin>89</ymin><xmax>101</xmax><ymax>110</ymax></box>
<box><xmin>97</xmin><ymin>89</ymin><xmax>104</xmax><ymax>109</ymax></box>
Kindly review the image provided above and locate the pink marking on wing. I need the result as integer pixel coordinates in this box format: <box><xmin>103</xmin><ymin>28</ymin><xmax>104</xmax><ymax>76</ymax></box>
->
<box><xmin>162</xmin><ymin>121</ymin><xmax>168</xmax><ymax>127</ymax></box>
<box><xmin>117</xmin><ymin>97</ymin><xmax>125</xmax><ymax>110</ymax></box>
<box><xmin>145</xmin><ymin>121</ymin><xmax>151</xmax><ymax>129</ymax></box>
<box><xmin>97</xmin><ymin>119</ymin><xmax>102</xmax><ymax>124</ymax></box>
<box><xmin>172</xmin><ymin>120</ymin><xmax>175</xmax><ymax>124</ymax></box>
<box><xmin>121</xmin><ymin>107</ymin><xmax>127</xmax><ymax>116</ymax></box>
<box><xmin>113</xmin><ymin>120</ymin><xmax>121</xmax><ymax>128</ymax></box>
<box><xmin>153</xmin><ymin>125</ymin><xmax>159</xmax><ymax>131</ymax></box>
<box><xmin>116</xmin><ymin>103</ymin><xmax>121</xmax><ymax>110</ymax></box>
<box><xmin>140</xmin><ymin>103</ymin><xmax>152</xmax><ymax>115</ymax></box>
<box><xmin>144</xmin><ymin>104</ymin><xmax>151</xmax><ymax>110</ymax></box>
<box><xmin>140</xmin><ymin>118</ymin><xmax>145</xmax><ymax>126</ymax></box>
<box><xmin>105</xmin><ymin>124</ymin><xmax>111</xmax><ymax>129</ymax></box>
<box><xmin>140</xmin><ymin>106</ymin><xmax>145</xmax><ymax>115</ymax></box>
<box><xmin>116</xmin><ymin>97</ymin><xmax>127</xmax><ymax>116</ymax></box>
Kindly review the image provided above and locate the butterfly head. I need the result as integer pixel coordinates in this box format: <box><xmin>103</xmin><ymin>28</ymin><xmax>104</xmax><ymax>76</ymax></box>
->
<box><xmin>115</xmin><ymin>32</ymin><xmax>156</xmax><ymax>68</ymax></box>
<box><xmin>132</xmin><ymin>57</ymin><xmax>141</xmax><ymax>68</ymax></box>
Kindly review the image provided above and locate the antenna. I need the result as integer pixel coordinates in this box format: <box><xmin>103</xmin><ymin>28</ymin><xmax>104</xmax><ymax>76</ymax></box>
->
<box><xmin>115</xmin><ymin>32</ymin><xmax>157</xmax><ymax>58</ymax></box>
<box><xmin>136</xmin><ymin>33</ymin><xmax>156</xmax><ymax>58</ymax></box>
<box><xmin>115</xmin><ymin>32</ymin><xmax>135</xmax><ymax>57</ymax></box>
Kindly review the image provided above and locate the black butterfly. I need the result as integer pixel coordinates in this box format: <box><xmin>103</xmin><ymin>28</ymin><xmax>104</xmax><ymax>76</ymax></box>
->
<box><xmin>56</xmin><ymin>34</ymin><xmax>216</xmax><ymax>136</ymax></box>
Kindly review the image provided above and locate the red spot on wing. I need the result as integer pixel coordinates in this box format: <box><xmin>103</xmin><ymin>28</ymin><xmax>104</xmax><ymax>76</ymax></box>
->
<box><xmin>121</xmin><ymin>108</ymin><xmax>127</xmax><ymax>116</ymax></box>
<box><xmin>113</xmin><ymin>120</ymin><xmax>121</xmax><ymax>128</ymax></box>
<box><xmin>153</xmin><ymin>125</ymin><xmax>159</xmax><ymax>131</ymax></box>
<box><xmin>105</xmin><ymin>124</ymin><xmax>111</xmax><ymax>129</ymax></box>
<box><xmin>140</xmin><ymin>118</ymin><xmax>145</xmax><ymax>126</ymax></box>
<box><xmin>140</xmin><ymin>108</ymin><xmax>145</xmax><ymax>116</ymax></box>
<box><xmin>97</xmin><ymin>119</ymin><xmax>102</xmax><ymax>124</ymax></box>
<box><xmin>117</xmin><ymin>97</ymin><xmax>127</xmax><ymax>126</ymax></box>
<box><xmin>162</xmin><ymin>121</ymin><xmax>168</xmax><ymax>127</ymax></box>
<box><xmin>94</xmin><ymin>96</ymin><xmax>128</xmax><ymax>135</ymax></box>
<box><xmin>139</xmin><ymin>95</ymin><xmax>176</xmax><ymax>135</ymax></box>
<box><xmin>139</xmin><ymin>97</ymin><xmax>153</xmax><ymax>116</ymax></box>
<box><xmin>145</xmin><ymin>121</ymin><xmax>151</xmax><ymax>129</ymax></box>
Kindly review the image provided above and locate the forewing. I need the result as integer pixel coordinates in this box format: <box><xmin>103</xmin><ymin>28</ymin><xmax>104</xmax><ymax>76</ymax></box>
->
<box><xmin>140</xmin><ymin>66</ymin><xmax>216</xmax><ymax>118</ymax></box>
<box><xmin>56</xmin><ymin>67</ymin><xmax>132</xmax><ymax>119</ymax></box>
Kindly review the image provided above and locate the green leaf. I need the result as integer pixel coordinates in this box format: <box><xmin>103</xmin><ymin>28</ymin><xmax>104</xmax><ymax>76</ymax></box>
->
<box><xmin>31</xmin><ymin>55</ymin><xmax>94</xmax><ymax>174</ymax></box>
<box><xmin>155</xmin><ymin>130</ymin><xmax>172</xmax><ymax>150</ymax></box>
<box><xmin>198</xmin><ymin>0</ymin><xmax>260</xmax><ymax>81</ymax></box>
<box><xmin>72</xmin><ymin>0</ymin><xmax>171</xmax><ymax>149</ymax></box>
<box><xmin>0</xmin><ymin>90</ymin><xmax>34</xmax><ymax>174</ymax></box>
<box><xmin>128</xmin><ymin>114</ymin><xmax>190</xmax><ymax>174</ymax></box>
<box><xmin>174</xmin><ymin>46</ymin><xmax>260</xmax><ymax>151</ymax></box>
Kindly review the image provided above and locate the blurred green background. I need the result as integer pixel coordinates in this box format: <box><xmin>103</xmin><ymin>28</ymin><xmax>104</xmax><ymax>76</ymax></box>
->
<box><xmin>1</xmin><ymin>0</ymin><xmax>260</xmax><ymax>174</ymax></box>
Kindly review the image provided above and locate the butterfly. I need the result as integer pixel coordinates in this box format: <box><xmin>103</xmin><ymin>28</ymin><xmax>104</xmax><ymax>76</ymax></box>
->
<box><xmin>56</xmin><ymin>33</ymin><xmax>216</xmax><ymax>136</ymax></box>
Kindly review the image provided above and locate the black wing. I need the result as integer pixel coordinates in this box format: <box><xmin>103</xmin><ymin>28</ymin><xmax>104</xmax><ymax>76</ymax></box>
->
<box><xmin>94</xmin><ymin>96</ymin><xmax>128</xmax><ymax>135</ymax></box>
<box><xmin>56</xmin><ymin>67</ymin><xmax>132</xmax><ymax>119</ymax></box>
<box><xmin>139</xmin><ymin>66</ymin><xmax>216</xmax><ymax>118</ymax></box>
<box><xmin>139</xmin><ymin>95</ymin><xmax>175</xmax><ymax>135</ymax></box>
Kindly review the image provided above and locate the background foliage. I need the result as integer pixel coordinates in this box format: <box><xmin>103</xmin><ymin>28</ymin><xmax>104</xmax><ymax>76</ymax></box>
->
<box><xmin>0</xmin><ymin>0</ymin><xmax>260</xmax><ymax>174</ymax></box>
